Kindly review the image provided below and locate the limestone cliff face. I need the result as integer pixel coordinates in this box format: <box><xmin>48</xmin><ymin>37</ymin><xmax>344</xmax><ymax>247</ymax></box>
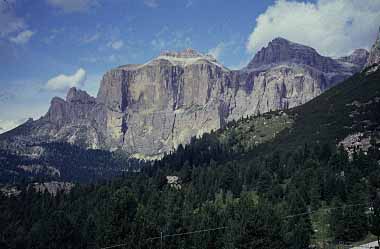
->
<box><xmin>366</xmin><ymin>27</ymin><xmax>380</xmax><ymax>69</ymax></box>
<box><xmin>0</xmin><ymin>88</ymin><xmax>103</xmax><ymax>151</ymax></box>
<box><xmin>0</xmin><ymin>41</ymin><xmax>369</xmax><ymax>159</ymax></box>
<box><xmin>237</xmin><ymin>38</ymin><xmax>366</xmax><ymax>116</ymax></box>
<box><xmin>41</xmin><ymin>88</ymin><xmax>104</xmax><ymax>148</ymax></box>
<box><xmin>96</xmin><ymin>49</ymin><xmax>231</xmax><ymax>158</ymax></box>
<box><xmin>338</xmin><ymin>49</ymin><xmax>369</xmax><ymax>69</ymax></box>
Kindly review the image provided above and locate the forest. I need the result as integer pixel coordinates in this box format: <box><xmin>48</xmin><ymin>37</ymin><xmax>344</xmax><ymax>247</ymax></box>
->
<box><xmin>1</xmin><ymin>139</ymin><xmax>380</xmax><ymax>249</ymax></box>
<box><xmin>1</xmin><ymin>69</ymin><xmax>380</xmax><ymax>249</ymax></box>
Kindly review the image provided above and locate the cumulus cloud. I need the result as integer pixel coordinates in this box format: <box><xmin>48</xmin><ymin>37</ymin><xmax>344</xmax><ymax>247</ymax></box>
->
<box><xmin>107</xmin><ymin>40</ymin><xmax>124</xmax><ymax>50</ymax></box>
<box><xmin>9</xmin><ymin>30</ymin><xmax>34</xmax><ymax>44</ymax></box>
<box><xmin>46</xmin><ymin>0</ymin><xmax>96</xmax><ymax>13</ymax></box>
<box><xmin>45</xmin><ymin>68</ymin><xmax>87</xmax><ymax>91</ymax></box>
<box><xmin>247</xmin><ymin>0</ymin><xmax>380</xmax><ymax>57</ymax></box>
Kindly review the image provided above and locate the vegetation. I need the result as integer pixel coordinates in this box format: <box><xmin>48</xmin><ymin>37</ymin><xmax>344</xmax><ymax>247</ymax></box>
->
<box><xmin>1</xmin><ymin>70</ymin><xmax>380</xmax><ymax>248</ymax></box>
<box><xmin>0</xmin><ymin>142</ymin><xmax>144</xmax><ymax>183</ymax></box>
<box><xmin>1</xmin><ymin>143</ymin><xmax>380</xmax><ymax>249</ymax></box>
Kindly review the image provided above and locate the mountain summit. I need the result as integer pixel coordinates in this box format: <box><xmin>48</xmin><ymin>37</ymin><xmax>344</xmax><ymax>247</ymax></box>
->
<box><xmin>338</xmin><ymin>49</ymin><xmax>369</xmax><ymax>68</ymax></box>
<box><xmin>247</xmin><ymin>37</ymin><xmax>324</xmax><ymax>69</ymax></box>
<box><xmin>0</xmin><ymin>37</ymin><xmax>372</xmax><ymax>159</ymax></box>
<box><xmin>246</xmin><ymin>37</ymin><xmax>365</xmax><ymax>73</ymax></box>
<box><xmin>159</xmin><ymin>48</ymin><xmax>203</xmax><ymax>58</ymax></box>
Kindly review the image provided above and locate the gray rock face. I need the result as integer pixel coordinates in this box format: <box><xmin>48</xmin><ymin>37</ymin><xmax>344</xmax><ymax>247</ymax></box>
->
<box><xmin>46</xmin><ymin>87</ymin><xmax>97</xmax><ymax>126</ymax></box>
<box><xmin>0</xmin><ymin>87</ymin><xmax>103</xmax><ymax>151</ymax></box>
<box><xmin>338</xmin><ymin>49</ymin><xmax>369</xmax><ymax>69</ymax></box>
<box><xmin>366</xmin><ymin>27</ymin><xmax>380</xmax><ymax>68</ymax></box>
<box><xmin>247</xmin><ymin>37</ymin><xmax>339</xmax><ymax>71</ymax></box>
<box><xmin>96</xmin><ymin>52</ymin><xmax>229</xmax><ymax>158</ymax></box>
<box><xmin>239</xmin><ymin>37</ymin><xmax>367</xmax><ymax>116</ymax></box>
<box><xmin>0</xmin><ymin>39</ymin><xmax>369</xmax><ymax>159</ymax></box>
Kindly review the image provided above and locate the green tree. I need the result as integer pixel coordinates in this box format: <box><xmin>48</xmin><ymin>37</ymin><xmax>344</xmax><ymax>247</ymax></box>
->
<box><xmin>369</xmin><ymin>195</ymin><xmax>380</xmax><ymax>247</ymax></box>
<box><xmin>237</xmin><ymin>198</ymin><xmax>285</xmax><ymax>249</ymax></box>
<box><xmin>283</xmin><ymin>188</ymin><xmax>313</xmax><ymax>249</ymax></box>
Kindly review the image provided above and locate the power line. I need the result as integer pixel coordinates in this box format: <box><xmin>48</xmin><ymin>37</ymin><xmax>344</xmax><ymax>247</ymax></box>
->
<box><xmin>283</xmin><ymin>202</ymin><xmax>369</xmax><ymax>219</ymax></box>
<box><xmin>98</xmin><ymin>202</ymin><xmax>371</xmax><ymax>249</ymax></box>
<box><xmin>99</xmin><ymin>243</ymin><xmax>131</xmax><ymax>249</ymax></box>
<box><xmin>146</xmin><ymin>226</ymin><xmax>228</xmax><ymax>241</ymax></box>
<box><xmin>98</xmin><ymin>226</ymin><xmax>227</xmax><ymax>249</ymax></box>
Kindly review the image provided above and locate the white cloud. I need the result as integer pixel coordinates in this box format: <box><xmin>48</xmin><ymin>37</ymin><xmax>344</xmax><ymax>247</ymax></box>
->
<box><xmin>46</xmin><ymin>0</ymin><xmax>96</xmax><ymax>13</ymax></box>
<box><xmin>9</xmin><ymin>30</ymin><xmax>34</xmax><ymax>44</ymax></box>
<box><xmin>45</xmin><ymin>68</ymin><xmax>87</xmax><ymax>91</ymax></box>
<box><xmin>247</xmin><ymin>0</ymin><xmax>380</xmax><ymax>57</ymax></box>
<box><xmin>144</xmin><ymin>0</ymin><xmax>159</xmax><ymax>8</ymax></box>
<box><xmin>107</xmin><ymin>40</ymin><xmax>124</xmax><ymax>50</ymax></box>
<box><xmin>208</xmin><ymin>42</ymin><xmax>225</xmax><ymax>60</ymax></box>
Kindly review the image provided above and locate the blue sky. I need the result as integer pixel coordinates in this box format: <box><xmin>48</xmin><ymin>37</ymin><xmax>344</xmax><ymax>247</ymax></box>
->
<box><xmin>0</xmin><ymin>0</ymin><xmax>379</xmax><ymax>132</ymax></box>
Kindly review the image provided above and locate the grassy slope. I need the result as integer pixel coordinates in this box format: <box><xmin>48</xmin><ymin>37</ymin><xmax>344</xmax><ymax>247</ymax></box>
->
<box><xmin>246</xmin><ymin>69</ymin><xmax>380</xmax><ymax>156</ymax></box>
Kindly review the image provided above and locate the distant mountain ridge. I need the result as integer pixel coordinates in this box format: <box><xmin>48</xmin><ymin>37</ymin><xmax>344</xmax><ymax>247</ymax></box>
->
<box><xmin>246</xmin><ymin>37</ymin><xmax>365</xmax><ymax>72</ymax></box>
<box><xmin>2</xmin><ymin>32</ymin><xmax>378</xmax><ymax>159</ymax></box>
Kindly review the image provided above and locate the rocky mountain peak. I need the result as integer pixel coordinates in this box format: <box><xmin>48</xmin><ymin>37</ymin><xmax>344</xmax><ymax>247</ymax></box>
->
<box><xmin>246</xmin><ymin>37</ymin><xmax>368</xmax><ymax>73</ymax></box>
<box><xmin>246</xmin><ymin>37</ymin><xmax>327</xmax><ymax>70</ymax></box>
<box><xmin>338</xmin><ymin>49</ymin><xmax>369</xmax><ymax>68</ymax></box>
<box><xmin>66</xmin><ymin>87</ymin><xmax>95</xmax><ymax>104</ymax></box>
<box><xmin>351</xmin><ymin>48</ymin><xmax>370</xmax><ymax>58</ymax></box>
<box><xmin>159</xmin><ymin>48</ymin><xmax>202</xmax><ymax>58</ymax></box>
<box><xmin>2</xmin><ymin>31</ymin><xmax>374</xmax><ymax>159</ymax></box>
<box><xmin>365</xmin><ymin>26</ymin><xmax>380</xmax><ymax>68</ymax></box>
<box><xmin>43</xmin><ymin>87</ymin><xmax>97</xmax><ymax>127</ymax></box>
<box><xmin>270</xmin><ymin>37</ymin><xmax>297</xmax><ymax>46</ymax></box>
<box><xmin>152</xmin><ymin>48</ymin><xmax>226</xmax><ymax>69</ymax></box>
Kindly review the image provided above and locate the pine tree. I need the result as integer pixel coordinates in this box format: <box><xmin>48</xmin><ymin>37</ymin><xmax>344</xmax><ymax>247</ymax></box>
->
<box><xmin>283</xmin><ymin>187</ymin><xmax>313</xmax><ymax>249</ymax></box>
<box><xmin>369</xmin><ymin>195</ymin><xmax>380</xmax><ymax>247</ymax></box>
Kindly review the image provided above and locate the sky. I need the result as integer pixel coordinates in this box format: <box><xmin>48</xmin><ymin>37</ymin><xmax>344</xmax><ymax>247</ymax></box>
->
<box><xmin>0</xmin><ymin>0</ymin><xmax>379</xmax><ymax>133</ymax></box>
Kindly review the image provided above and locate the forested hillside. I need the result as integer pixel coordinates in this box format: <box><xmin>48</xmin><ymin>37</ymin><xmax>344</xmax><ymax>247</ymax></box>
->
<box><xmin>0</xmin><ymin>142</ymin><xmax>144</xmax><ymax>184</ymax></box>
<box><xmin>1</xmin><ymin>67</ymin><xmax>380</xmax><ymax>249</ymax></box>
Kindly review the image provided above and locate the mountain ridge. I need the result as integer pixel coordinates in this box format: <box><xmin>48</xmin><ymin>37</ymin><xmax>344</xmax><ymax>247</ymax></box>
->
<box><xmin>0</xmin><ymin>36</ymin><xmax>372</xmax><ymax>159</ymax></box>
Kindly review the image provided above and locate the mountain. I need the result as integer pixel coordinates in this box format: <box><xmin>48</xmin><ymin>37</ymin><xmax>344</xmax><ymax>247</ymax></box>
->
<box><xmin>366</xmin><ymin>27</ymin><xmax>380</xmax><ymax>71</ymax></box>
<box><xmin>1</xmin><ymin>59</ymin><xmax>380</xmax><ymax>249</ymax></box>
<box><xmin>0</xmin><ymin>40</ymin><xmax>368</xmax><ymax>159</ymax></box>
<box><xmin>338</xmin><ymin>48</ymin><xmax>369</xmax><ymax>68</ymax></box>
<box><xmin>159</xmin><ymin>63</ymin><xmax>380</xmax><ymax>170</ymax></box>
<box><xmin>247</xmin><ymin>37</ymin><xmax>364</xmax><ymax>72</ymax></box>
<box><xmin>241</xmin><ymin>37</ymin><xmax>366</xmax><ymax>115</ymax></box>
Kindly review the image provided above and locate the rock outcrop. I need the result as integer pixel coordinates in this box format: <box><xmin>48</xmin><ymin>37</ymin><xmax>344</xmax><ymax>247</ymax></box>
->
<box><xmin>0</xmin><ymin>39</ymin><xmax>369</xmax><ymax>159</ymax></box>
<box><xmin>338</xmin><ymin>49</ymin><xmax>369</xmax><ymax>69</ymax></box>
<box><xmin>365</xmin><ymin>27</ymin><xmax>380</xmax><ymax>69</ymax></box>
<box><xmin>239</xmin><ymin>37</ymin><xmax>366</xmax><ymax>114</ymax></box>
